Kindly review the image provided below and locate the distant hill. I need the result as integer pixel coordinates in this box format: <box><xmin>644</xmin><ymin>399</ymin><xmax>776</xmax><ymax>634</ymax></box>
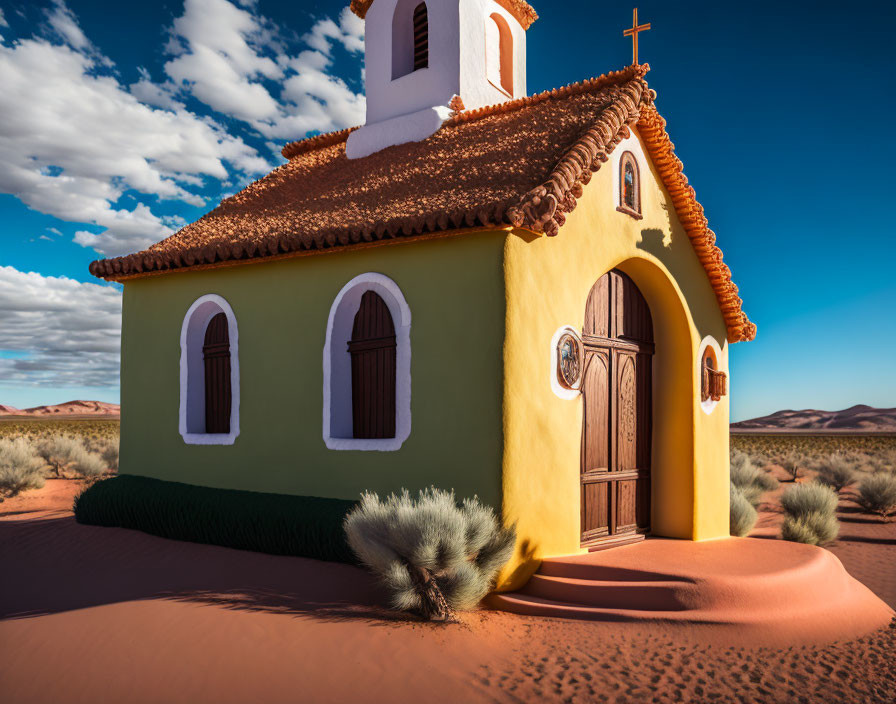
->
<box><xmin>731</xmin><ymin>405</ymin><xmax>896</xmax><ymax>433</ymax></box>
<box><xmin>0</xmin><ymin>400</ymin><xmax>120</xmax><ymax>418</ymax></box>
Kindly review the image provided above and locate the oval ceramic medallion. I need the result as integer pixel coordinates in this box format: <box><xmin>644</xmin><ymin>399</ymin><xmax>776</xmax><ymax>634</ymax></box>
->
<box><xmin>557</xmin><ymin>332</ymin><xmax>583</xmax><ymax>390</ymax></box>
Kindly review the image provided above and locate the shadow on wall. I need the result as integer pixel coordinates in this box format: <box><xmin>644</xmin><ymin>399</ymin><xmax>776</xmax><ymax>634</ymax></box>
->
<box><xmin>635</xmin><ymin>225</ymin><xmax>727</xmax><ymax>344</ymax></box>
<box><xmin>0</xmin><ymin>515</ymin><xmax>408</xmax><ymax>624</ymax></box>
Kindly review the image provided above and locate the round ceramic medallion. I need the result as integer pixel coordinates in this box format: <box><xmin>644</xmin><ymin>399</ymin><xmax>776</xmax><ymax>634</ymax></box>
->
<box><xmin>557</xmin><ymin>332</ymin><xmax>583</xmax><ymax>390</ymax></box>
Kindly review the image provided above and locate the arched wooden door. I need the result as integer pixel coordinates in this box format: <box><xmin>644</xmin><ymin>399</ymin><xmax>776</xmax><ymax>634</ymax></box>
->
<box><xmin>203</xmin><ymin>312</ymin><xmax>231</xmax><ymax>434</ymax></box>
<box><xmin>349</xmin><ymin>291</ymin><xmax>397</xmax><ymax>439</ymax></box>
<box><xmin>581</xmin><ymin>269</ymin><xmax>653</xmax><ymax>548</ymax></box>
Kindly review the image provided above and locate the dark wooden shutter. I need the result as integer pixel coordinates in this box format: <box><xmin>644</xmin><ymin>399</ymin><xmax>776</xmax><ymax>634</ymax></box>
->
<box><xmin>349</xmin><ymin>291</ymin><xmax>397</xmax><ymax>439</ymax></box>
<box><xmin>413</xmin><ymin>3</ymin><xmax>428</xmax><ymax>71</ymax></box>
<box><xmin>701</xmin><ymin>353</ymin><xmax>727</xmax><ymax>402</ymax></box>
<box><xmin>203</xmin><ymin>312</ymin><xmax>231</xmax><ymax>434</ymax></box>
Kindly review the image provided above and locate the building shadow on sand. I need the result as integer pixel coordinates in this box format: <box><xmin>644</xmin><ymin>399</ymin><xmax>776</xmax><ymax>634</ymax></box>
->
<box><xmin>0</xmin><ymin>513</ymin><xmax>418</xmax><ymax>625</ymax></box>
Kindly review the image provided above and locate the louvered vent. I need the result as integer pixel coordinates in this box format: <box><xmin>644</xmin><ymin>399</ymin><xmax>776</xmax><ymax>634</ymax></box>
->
<box><xmin>413</xmin><ymin>3</ymin><xmax>428</xmax><ymax>71</ymax></box>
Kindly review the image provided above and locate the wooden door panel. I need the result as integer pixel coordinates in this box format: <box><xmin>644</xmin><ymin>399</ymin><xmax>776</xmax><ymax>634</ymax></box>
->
<box><xmin>581</xmin><ymin>481</ymin><xmax>610</xmax><ymax>538</ymax></box>
<box><xmin>582</xmin><ymin>350</ymin><xmax>610</xmax><ymax>473</ymax></box>
<box><xmin>615</xmin><ymin>479</ymin><xmax>638</xmax><ymax>533</ymax></box>
<box><xmin>615</xmin><ymin>352</ymin><xmax>638</xmax><ymax>472</ymax></box>
<box><xmin>584</xmin><ymin>274</ymin><xmax>610</xmax><ymax>337</ymax></box>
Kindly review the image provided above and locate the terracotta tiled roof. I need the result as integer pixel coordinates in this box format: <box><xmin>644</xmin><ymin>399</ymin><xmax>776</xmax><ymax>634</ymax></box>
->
<box><xmin>349</xmin><ymin>0</ymin><xmax>539</xmax><ymax>30</ymax></box>
<box><xmin>88</xmin><ymin>64</ymin><xmax>754</xmax><ymax>342</ymax></box>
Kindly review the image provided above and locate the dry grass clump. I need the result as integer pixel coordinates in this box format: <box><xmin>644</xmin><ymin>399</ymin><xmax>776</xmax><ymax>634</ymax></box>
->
<box><xmin>730</xmin><ymin>451</ymin><xmax>778</xmax><ymax>508</ymax></box>
<box><xmin>815</xmin><ymin>454</ymin><xmax>856</xmax><ymax>492</ymax></box>
<box><xmin>780</xmin><ymin>483</ymin><xmax>839</xmax><ymax>545</ymax></box>
<box><xmin>855</xmin><ymin>473</ymin><xmax>896</xmax><ymax>521</ymax></box>
<box><xmin>779</xmin><ymin>453</ymin><xmax>803</xmax><ymax>481</ymax></box>
<box><xmin>69</xmin><ymin>448</ymin><xmax>107</xmax><ymax>480</ymax></box>
<box><xmin>344</xmin><ymin>488</ymin><xmax>516</xmax><ymax>621</ymax></box>
<box><xmin>0</xmin><ymin>438</ymin><xmax>46</xmax><ymax>501</ymax></box>
<box><xmin>37</xmin><ymin>435</ymin><xmax>84</xmax><ymax>477</ymax></box>
<box><xmin>729</xmin><ymin>482</ymin><xmax>757</xmax><ymax>537</ymax></box>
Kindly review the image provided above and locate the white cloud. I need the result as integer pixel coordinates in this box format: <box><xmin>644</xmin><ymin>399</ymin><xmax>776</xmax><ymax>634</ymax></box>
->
<box><xmin>45</xmin><ymin>0</ymin><xmax>90</xmax><ymax>51</ymax></box>
<box><xmin>163</xmin><ymin>0</ymin><xmax>366</xmax><ymax>139</ymax></box>
<box><xmin>0</xmin><ymin>0</ymin><xmax>366</xmax><ymax>259</ymax></box>
<box><xmin>0</xmin><ymin>9</ymin><xmax>8</xmax><ymax>29</ymax></box>
<box><xmin>0</xmin><ymin>3</ymin><xmax>271</xmax><ymax>257</ymax></box>
<box><xmin>0</xmin><ymin>266</ymin><xmax>121</xmax><ymax>388</ymax></box>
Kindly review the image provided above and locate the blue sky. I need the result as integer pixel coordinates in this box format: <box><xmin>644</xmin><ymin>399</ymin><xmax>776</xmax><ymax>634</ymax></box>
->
<box><xmin>0</xmin><ymin>0</ymin><xmax>893</xmax><ymax>420</ymax></box>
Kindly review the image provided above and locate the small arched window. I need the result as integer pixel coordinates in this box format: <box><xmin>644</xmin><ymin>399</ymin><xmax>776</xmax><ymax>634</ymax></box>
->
<box><xmin>392</xmin><ymin>0</ymin><xmax>428</xmax><ymax>79</ymax></box>
<box><xmin>179</xmin><ymin>294</ymin><xmax>239</xmax><ymax>445</ymax></box>
<box><xmin>617</xmin><ymin>151</ymin><xmax>642</xmax><ymax>218</ymax></box>
<box><xmin>323</xmin><ymin>273</ymin><xmax>411</xmax><ymax>451</ymax></box>
<box><xmin>701</xmin><ymin>347</ymin><xmax>727</xmax><ymax>403</ymax></box>
<box><xmin>486</xmin><ymin>13</ymin><xmax>513</xmax><ymax>95</ymax></box>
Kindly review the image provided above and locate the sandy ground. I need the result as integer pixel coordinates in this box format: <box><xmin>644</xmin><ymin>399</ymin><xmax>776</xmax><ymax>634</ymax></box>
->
<box><xmin>1</xmin><ymin>480</ymin><xmax>894</xmax><ymax>704</ymax></box>
<box><xmin>752</xmin><ymin>465</ymin><xmax>896</xmax><ymax>609</ymax></box>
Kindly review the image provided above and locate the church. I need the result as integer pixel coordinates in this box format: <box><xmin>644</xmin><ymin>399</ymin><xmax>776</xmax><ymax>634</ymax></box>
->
<box><xmin>89</xmin><ymin>0</ymin><xmax>755</xmax><ymax>589</ymax></box>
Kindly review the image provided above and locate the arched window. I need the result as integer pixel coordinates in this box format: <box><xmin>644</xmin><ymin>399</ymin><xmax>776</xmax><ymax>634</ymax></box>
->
<box><xmin>701</xmin><ymin>346</ymin><xmax>727</xmax><ymax>403</ymax></box>
<box><xmin>617</xmin><ymin>151</ymin><xmax>642</xmax><ymax>218</ymax></box>
<box><xmin>179</xmin><ymin>294</ymin><xmax>240</xmax><ymax>445</ymax></box>
<box><xmin>412</xmin><ymin>3</ymin><xmax>429</xmax><ymax>71</ymax></box>
<box><xmin>486</xmin><ymin>13</ymin><xmax>513</xmax><ymax>95</ymax></box>
<box><xmin>392</xmin><ymin>0</ymin><xmax>428</xmax><ymax>79</ymax></box>
<box><xmin>323</xmin><ymin>273</ymin><xmax>411</xmax><ymax>451</ymax></box>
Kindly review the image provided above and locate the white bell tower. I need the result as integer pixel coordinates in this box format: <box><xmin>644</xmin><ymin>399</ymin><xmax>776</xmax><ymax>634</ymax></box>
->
<box><xmin>346</xmin><ymin>0</ymin><xmax>536</xmax><ymax>159</ymax></box>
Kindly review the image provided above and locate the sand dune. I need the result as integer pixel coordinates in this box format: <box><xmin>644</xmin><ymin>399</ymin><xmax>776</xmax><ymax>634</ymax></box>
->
<box><xmin>732</xmin><ymin>404</ymin><xmax>896</xmax><ymax>432</ymax></box>
<box><xmin>0</xmin><ymin>400</ymin><xmax>120</xmax><ymax>418</ymax></box>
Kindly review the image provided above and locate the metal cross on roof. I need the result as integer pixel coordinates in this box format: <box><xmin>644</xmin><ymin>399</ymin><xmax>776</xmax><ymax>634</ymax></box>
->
<box><xmin>623</xmin><ymin>8</ymin><xmax>651</xmax><ymax>66</ymax></box>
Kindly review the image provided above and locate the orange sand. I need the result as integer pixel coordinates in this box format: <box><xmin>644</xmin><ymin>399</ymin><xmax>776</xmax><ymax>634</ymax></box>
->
<box><xmin>1</xmin><ymin>480</ymin><xmax>894</xmax><ymax>703</ymax></box>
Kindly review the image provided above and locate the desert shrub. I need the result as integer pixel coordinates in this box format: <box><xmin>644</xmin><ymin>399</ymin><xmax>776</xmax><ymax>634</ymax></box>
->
<box><xmin>37</xmin><ymin>435</ymin><xmax>85</xmax><ymax>477</ymax></box>
<box><xmin>344</xmin><ymin>488</ymin><xmax>516</xmax><ymax>621</ymax></box>
<box><xmin>730</xmin><ymin>452</ymin><xmax>778</xmax><ymax>508</ymax></box>
<box><xmin>75</xmin><ymin>475</ymin><xmax>358</xmax><ymax>562</ymax></box>
<box><xmin>781</xmin><ymin>482</ymin><xmax>839</xmax><ymax>517</ymax></box>
<box><xmin>729</xmin><ymin>483</ymin><xmax>757</xmax><ymax>537</ymax></box>
<box><xmin>780</xmin><ymin>483</ymin><xmax>839</xmax><ymax>545</ymax></box>
<box><xmin>815</xmin><ymin>455</ymin><xmax>856</xmax><ymax>492</ymax></box>
<box><xmin>69</xmin><ymin>448</ymin><xmax>107</xmax><ymax>479</ymax></box>
<box><xmin>99</xmin><ymin>442</ymin><xmax>119</xmax><ymax>471</ymax></box>
<box><xmin>729</xmin><ymin>451</ymin><xmax>754</xmax><ymax>484</ymax></box>
<box><xmin>781</xmin><ymin>511</ymin><xmax>839</xmax><ymax>545</ymax></box>
<box><xmin>856</xmin><ymin>473</ymin><xmax>896</xmax><ymax>521</ymax></box>
<box><xmin>779</xmin><ymin>453</ymin><xmax>802</xmax><ymax>481</ymax></box>
<box><xmin>0</xmin><ymin>438</ymin><xmax>46</xmax><ymax>501</ymax></box>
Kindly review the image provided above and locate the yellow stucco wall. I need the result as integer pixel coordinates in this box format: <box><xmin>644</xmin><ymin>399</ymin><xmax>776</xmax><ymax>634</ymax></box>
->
<box><xmin>498</xmin><ymin>128</ymin><xmax>731</xmax><ymax>590</ymax></box>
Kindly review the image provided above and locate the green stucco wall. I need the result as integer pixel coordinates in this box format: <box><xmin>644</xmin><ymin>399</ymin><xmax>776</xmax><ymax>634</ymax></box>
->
<box><xmin>120</xmin><ymin>230</ymin><xmax>507</xmax><ymax>508</ymax></box>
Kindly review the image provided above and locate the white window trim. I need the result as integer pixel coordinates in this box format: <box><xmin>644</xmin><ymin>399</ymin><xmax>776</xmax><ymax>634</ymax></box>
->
<box><xmin>179</xmin><ymin>294</ymin><xmax>240</xmax><ymax>445</ymax></box>
<box><xmin>550</xmin><ymin>325</ymin><xmax>583</xmax><ymax>400</ymax></box>
<box><xmin>323</xmin><ymin>273</ymin><xmax>412</xmax><ymax>451</ymax></box>
<box><xmin>698</xmin><ymin>335</ymin><xmax>724</xmax><ymax>415</ymax></box>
